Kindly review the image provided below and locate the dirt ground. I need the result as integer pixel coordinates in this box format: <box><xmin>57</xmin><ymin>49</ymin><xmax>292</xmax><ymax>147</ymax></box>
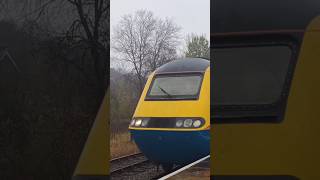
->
<box><xmin>110</xmin><ymin>131</ymin><xmax>140</xmax><ymax>159</ymax></box>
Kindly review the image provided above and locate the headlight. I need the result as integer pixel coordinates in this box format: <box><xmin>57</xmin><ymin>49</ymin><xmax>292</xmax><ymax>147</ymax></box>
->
<box><xmin>193</xmin><ymin>120</ymin><xmax>202</xmax><ymax>128</ymax></box>
<box><xmin>183</xmin><ymin>119</ymin><xmax>193</xmax><ymax>128</ymax></box>
<box><xmin>135</xmin><ymin>119</ymin><xmax>142</xmax><ymax>126</ymax></box>
<box><xmin>141</xmin><ymin>118</ymin><xmax>149</xmax><ymax>127</ymax></box>
<box><xmin>177</xmin><ymin>118</ymin><xmax>204</xmax><ymax>129</ymax></box>
<box><xmin>175</xmin><ymin>119</ymin><xmax>183</xmax><ymax>127</ymax></box>
<box><xmin>130</xmin><ymin>118</ymin><xmax>148</xmax><ymax>127</ymax></box>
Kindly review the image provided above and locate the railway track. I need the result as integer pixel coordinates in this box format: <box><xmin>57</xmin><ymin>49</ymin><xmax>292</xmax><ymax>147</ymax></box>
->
<box><xmin>110</xmin><ymin>153</ymin><xmax>210</xmax><ymax>180</ymax></box>
<box><xmin>110</xmin><ymin>153</ymin><xmax>166</xmax><ymax>180</ymax></box>
<box><xmin>110</xmin><ymin>153</ymin><xmax>147</xmax><ymax>173</ymax></box>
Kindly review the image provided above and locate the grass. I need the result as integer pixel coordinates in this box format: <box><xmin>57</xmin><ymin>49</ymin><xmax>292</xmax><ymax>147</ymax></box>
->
<box><xmin>110</xmin><ymin>131</ymin><xmax>140</xmax><ymax>159</ymax></box>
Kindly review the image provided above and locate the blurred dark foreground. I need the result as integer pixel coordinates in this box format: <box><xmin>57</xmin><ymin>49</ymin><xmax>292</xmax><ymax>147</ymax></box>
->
<box><xmin>0</xmin><ymin>20</ymin><xmax>105</xmax><ymax>180</ymax></box>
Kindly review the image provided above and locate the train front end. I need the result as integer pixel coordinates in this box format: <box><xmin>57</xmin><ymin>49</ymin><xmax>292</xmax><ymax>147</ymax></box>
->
<box><xmin>129</xmin><ymin>58</ymin><xmax>210</xmax><ymax>168</ymax></box>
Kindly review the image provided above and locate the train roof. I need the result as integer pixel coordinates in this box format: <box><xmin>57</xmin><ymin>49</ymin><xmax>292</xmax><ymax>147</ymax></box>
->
<box><xmin>211</xmin><ymin>0</ymin><xmax>320</xmax><ymax>33</ymax></box>
<box><xmin>155</xmin><ymin>58</ymin><xmax>209</xmax><ymax>74</ymax></box>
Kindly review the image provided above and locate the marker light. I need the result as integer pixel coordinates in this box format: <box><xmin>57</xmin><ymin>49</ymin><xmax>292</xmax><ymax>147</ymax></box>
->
<box><xmin>130</xmin><ymin>119</ymin><xmax>135</xmax><ymax>126</ymax></box>
<box><xmin>176</xmin><ymin>119</ymin><xmax>183</xmax><ymax>127</ymax></box>
<box><xmin>193</xmin><ymin>120</ymin><xmax>202</xmax><ymax>127</ymax></box>
<box><xmin>135</xmin><ymin>119</ymin><xmax>142</xmax><ymax>126</ymax></box>
<box><xmin>183</xmin><ymin>119</ymin><xmax>193</xmax><ymax>127</ymax></box>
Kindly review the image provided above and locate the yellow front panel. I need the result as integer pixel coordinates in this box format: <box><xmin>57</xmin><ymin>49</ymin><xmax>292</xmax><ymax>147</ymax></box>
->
<box><xmin>130</xmin><ymin>68</ymin><xmax>210</xmax><ymax>131</ymax></box>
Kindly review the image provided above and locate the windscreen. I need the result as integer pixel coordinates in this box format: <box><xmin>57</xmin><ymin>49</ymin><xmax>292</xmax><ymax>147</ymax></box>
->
<box><xmin>212</xmin><ymin>46</ymin><xmax>292</xmax><ymax>106</ymax></box>
<box><xmin>146</xmin><ymin>74</ymin><xmax>203</xmax><ymax>100</ymax></box>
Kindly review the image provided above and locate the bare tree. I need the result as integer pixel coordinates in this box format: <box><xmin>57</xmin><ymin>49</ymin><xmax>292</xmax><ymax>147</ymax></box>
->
<box><xmin>112</xmin><ymin>10</ymin><xmax>180</xmax><ymax>92</ymax></box>
<box><xmin>64</xmin><ymin>0</ymin><xmax>109</xmax><ymax>94</ymax></box>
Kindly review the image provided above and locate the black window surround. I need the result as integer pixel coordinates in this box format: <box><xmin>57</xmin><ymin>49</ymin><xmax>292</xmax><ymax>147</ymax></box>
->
<box><xmin>211</xmin><ymin>33</ymin><xmax>303</xmax><ymax>124</ymax></box>
<box><xmin>145</xmin><ymin>72</ymin><xmax>205</xmax><ymax>101</ymax></box>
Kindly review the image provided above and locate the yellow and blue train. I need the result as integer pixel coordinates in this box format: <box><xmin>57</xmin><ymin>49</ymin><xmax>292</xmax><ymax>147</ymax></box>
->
<box><xmin>129</xmin><ymin>58</ymin><xmax>210</xmax><ymax>170</ymax></box>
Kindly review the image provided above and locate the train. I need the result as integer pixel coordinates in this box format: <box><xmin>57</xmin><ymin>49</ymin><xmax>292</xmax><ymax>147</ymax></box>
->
<box><xmin>211</xmin><ymin>0</ymin><xmax>320</xmax><ymax>179</ymax></box>
<box><xmin>129</xmin><ymin>58</ymin><xmax>210</xmax><ymax>171</ymax></box>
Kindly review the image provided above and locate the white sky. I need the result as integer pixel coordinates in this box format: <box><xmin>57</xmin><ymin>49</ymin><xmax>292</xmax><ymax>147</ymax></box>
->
<box><xmin>110</xmin><ymin>0</ymin><xmax>210</xmax><ymax>68</ymax></box>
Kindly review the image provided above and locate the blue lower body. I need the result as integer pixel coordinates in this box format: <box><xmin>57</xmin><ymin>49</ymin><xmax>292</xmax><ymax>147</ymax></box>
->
<box><xmin>130</xmin><ymin>130</ymin><xmax>210</xmax><ymax>165</ymax></box>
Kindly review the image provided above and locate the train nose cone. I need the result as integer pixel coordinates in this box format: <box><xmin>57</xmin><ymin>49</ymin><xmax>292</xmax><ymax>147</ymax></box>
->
<box><xmin>130</xmin><ymin>130</ymin><xmax>210</xmax><ymax>165</ymax></box>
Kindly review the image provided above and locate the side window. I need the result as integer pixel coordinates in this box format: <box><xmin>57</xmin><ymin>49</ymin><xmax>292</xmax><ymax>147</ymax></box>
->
<box><xmin>213</xmin><ymin>46</ymin><xmax>291</xmax><ymax>105</ymax></box>
<box><xmin>211</xmin><ymin>37</ymin><xmax>299</xmax><ymax>123</ymax></box>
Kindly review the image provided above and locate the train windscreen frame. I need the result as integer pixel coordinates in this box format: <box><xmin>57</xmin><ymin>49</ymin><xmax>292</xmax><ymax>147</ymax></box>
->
<box><xmin>146</xmin><ymin>73</ymin><xmax>204</xmax><ymax>101</ymax></box>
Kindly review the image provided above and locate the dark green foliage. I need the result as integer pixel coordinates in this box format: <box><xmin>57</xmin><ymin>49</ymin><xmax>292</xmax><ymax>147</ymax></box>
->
<box><xmin>185</xmin><ymin>34</ymin><xmax>210</xmax><ymax>59</ymax></box>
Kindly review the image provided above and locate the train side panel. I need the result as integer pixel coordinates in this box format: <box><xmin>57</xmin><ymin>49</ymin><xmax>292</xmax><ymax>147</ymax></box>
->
<box><xmin>212</xmin><ymin>16</ymin><xmax>320</xmax><ymax>179</ymax></box>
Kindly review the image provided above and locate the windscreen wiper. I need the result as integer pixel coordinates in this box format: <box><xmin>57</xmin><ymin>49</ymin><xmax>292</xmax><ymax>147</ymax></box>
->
<box><xmin>158</xmin><ymin>86</ymin><xmax>172</xmax><ymax>97</ymax></box>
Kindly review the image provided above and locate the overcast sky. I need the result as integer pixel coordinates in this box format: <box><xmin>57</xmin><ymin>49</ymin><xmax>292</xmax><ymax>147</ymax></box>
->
<box><xmin>110</xmin><ymin>0</ymin><xmax>209</xmax><ymax>68</ymax></box>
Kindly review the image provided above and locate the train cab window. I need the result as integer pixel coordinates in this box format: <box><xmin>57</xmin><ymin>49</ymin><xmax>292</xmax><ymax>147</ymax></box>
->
<box><xmin>146</xmin><ymin>74</ymin><xmax>203</xmax><ymax>100</ymax></box>
<box><xmin>212</xmin><ymin>45</ymin><xmax>293</xmax><ymax>122</ymax></box>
